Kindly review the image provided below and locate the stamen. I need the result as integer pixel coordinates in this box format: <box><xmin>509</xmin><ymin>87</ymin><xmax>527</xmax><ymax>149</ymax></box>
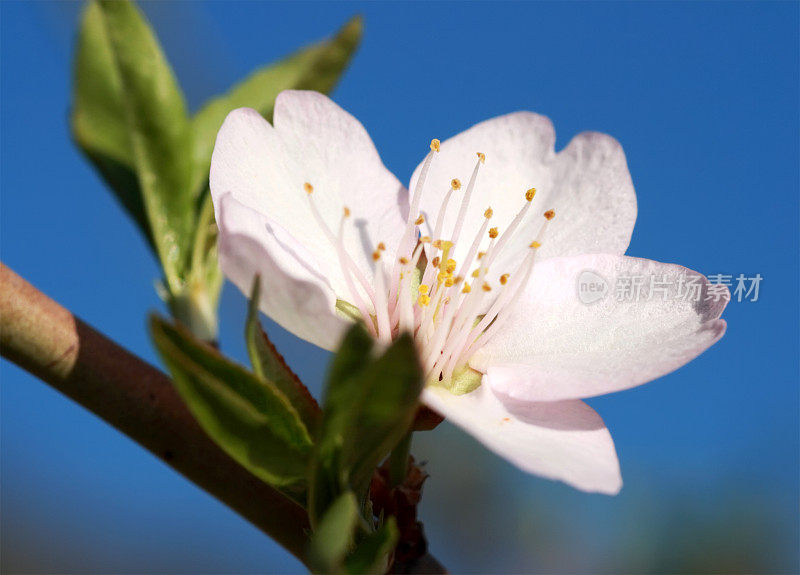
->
<box><xmin>306</xmin><ymin>184</ymin><xmax>376</xmax><ymax>308</ymax></box>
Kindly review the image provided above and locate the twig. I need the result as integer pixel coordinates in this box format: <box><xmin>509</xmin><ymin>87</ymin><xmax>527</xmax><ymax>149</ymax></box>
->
<box><xmin>0</xmin><ymin>262</ymin><xmax>310</xmax><ymax>560</ymax></box>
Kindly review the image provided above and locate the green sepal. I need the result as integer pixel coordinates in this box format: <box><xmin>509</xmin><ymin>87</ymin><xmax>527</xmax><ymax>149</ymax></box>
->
<box><xmin>344</xmin><ymin>517</ymin><xmax>399</xmax><ymax>575</ymax></box>
<box><xmin>306</xmin><ymin>491</ymin><xmax>362</xmax><ymax>574</ymax></box>
<box><xmin>246</xmin><ymin>275</ymin><xmax>321</xmax><ymax>432</ymax></box>
<box><xmin>149</xmin><ymin>315</ymin><xmax>312</xmax><ymax>492</ymax></box>
<box><xmin>309</xmin><ymin>325</ymin><xmax>423</xmax><ymax>527</ymax></box>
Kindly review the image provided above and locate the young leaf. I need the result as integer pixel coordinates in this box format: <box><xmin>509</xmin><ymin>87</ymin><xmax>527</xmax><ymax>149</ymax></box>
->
<box><xmin>92</xmin><ymin>0</ymin><xmax>194</xmax><ymax>291</ymax></box>
<box><xmin>189</xmin><ymin>15</ymin><xmax>363</xmax><ymax>196</ymax></box>
<box><xmin>306</xmin><ymin>491</ymin><xmax>361</xmax><ymax>574</ymax></box>
<box><xmin>309</xmin><ymin>325</ymin><xmax>423</xmax><ymax>525</ymax></box>
<box><xmin>71</xmin><ymin>0</ymin><xmax>151</xmax><ymax>250</ymax></box>
<box><xmin>149</xmin><ymin>315</ymin><xmax>312</xmax><ymax>489</ymax></box>
<box><xmin>344</xmin><ymin>518</ymin><xmax>399</xmax><ymax>575</ymax></box>
<box><xmin>246</xmin><ymin>276</ymin><xmax>321</xmax><ymax>431</ymax></box>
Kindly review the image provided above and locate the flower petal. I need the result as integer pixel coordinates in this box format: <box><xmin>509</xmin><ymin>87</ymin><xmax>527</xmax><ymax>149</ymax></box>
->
<box><xmin>408</xmin><ymin>113</ymin><xmax>636</xmax><ymax>286</ymax></box>
<box><xmin>422</xmin><ymin>384</ymin><xmax>622</xmax><ymax>494</ymax></box>
<box><xmin>210</xmin><ymin>91</ymin><xmax>408</xmax><ymax>305</ymax></box>
<box><xmin>471</xmin><ymin>254</ymin><xmax>729</xmax><ymax>401</ymax></box>
<box><xmin>217</xmin><ymin>193</ymin><xmax>350</xmax><ymax>351</ymax></box>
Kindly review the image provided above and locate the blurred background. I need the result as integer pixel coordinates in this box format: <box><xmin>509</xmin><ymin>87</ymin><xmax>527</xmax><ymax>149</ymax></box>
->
<box><xmin>1</xmin><ymin>1</ymin><xmax>797</xmax><ymax>573</ymax></box>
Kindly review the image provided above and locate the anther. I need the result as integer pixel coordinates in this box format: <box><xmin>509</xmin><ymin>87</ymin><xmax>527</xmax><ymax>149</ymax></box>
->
<box><xmin>420</xmin><ymin>236</ymin><xmax>432</xmax><ymax>243</ymax></box>
<box><xmin>489</xmin><ymin>227</ymin><xmax>499</xmax><ymax>239</ymax></box>
<box><xmin>471</xmin><ymin>269</ymin><xmax>480</xmax><ymax>278</ymax></box>
<box><xmin>343</xmin><ymin>206</ymin><xmax>351</xmax><ymax>217</ymax></box>
<box><xmin>544</xmin><ymin>209</ymin><xmax>555</xmax><ymax>220</ymax></box>
<box><xmin>445</xmin><ymin>259</ymin><xmax>457</xmax><ymax>273</ymax></box>
<box><xmin>476</xmin><ymin>152</ymin><xmax>485</xmax><ymax>164</ymax></box>
<box><xmin>482</xmin><ymin>282</ymin><xmax>492</xmax><ymax>292</ymax></box>
<box><xmin>451</xmin><ymin>178</ymin><xmax>462</xmax><ymax>190</ymax></box>
<box><xmin>399</xmin><ymin>257</ymin><xmax>409</xmax><ymax>265</ymax></box>
<box><xmin>430</xmin><ymin>139</ymin><xmax>441</xmax><ymax>152</ymax></box>
<box><xmin>462</xmin><ymin>283</ymin><xmax>472</xmax><ymax>293</ymax></box>
<box><xmin>415</xmin><ymin>215</ymin><xmax>425</xmax><ymax>225</ymax></box>
<box><xmin>477</xmin><ymin>251</ymin><xmax>486</xmax><ymax>260</ymax></box>
<box><xmin>526</xmin><ymin>188</ymin><xmax>537</xmax><ymax>201</ymax></box>
<box><xmin>418</xmin><ymin>294</ymin><xmax>431</xmax><ymax>306</ymax></box>
<box><xmin>530</xmin><ymin>240</ymin><xmax>542</xmax><ymax>248</ymax></box>
<box><xmin>372</xmin><ymin>250</ymin><xmax>382</xmax><ymax>261</ymax></box>
<box><xmin>432</xmin><ymin>256</ymin><xmax>440</xmax><ymax>268</ymax></box>
<box><xmin>419</xmin><ymin>285</ymin><xmax>429</xmax><ymax>295</ymax></box>
<box><xmin>500</xmin><ymin>273</ymin><xmax>510</xmax><ymax>285</ymax></box>
<box><xmin>304</xmin><ymin>182</ymin><xmax>314</xmax><ymax>194</ymax></box>
<box><xmin>432</xmin><ymin>240</ymin><xmax>442</xmax><ymax>249</ymax></box>
<box><xmin>377</xmin><ymin>242</ymin><xmax>386</xmax><ymax>251</ymax></box>
<box><xmin>484</xmin><ymin>207</ymin><xmax>493</xmax><ymax>219</ymax></box>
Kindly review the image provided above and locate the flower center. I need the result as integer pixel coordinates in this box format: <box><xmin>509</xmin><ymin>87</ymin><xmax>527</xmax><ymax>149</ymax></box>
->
<box><xmin>305</xmin><ymin>139</ymin><xmax>554</xmax><ymax>390</ymax></box>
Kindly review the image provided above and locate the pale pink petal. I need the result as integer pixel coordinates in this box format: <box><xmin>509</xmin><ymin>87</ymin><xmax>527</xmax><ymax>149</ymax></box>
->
<box><xmin>423</xmin><ymin>384</ymin><xmax>622</xmax><ymax>494</ymax></box>
<box><xmin>210</xmin><ymin>91</ymin><xmax>407</xmax><ymax>305</ymax></box>
<box><xmin>470</xmin><ymin>254</ymin><xmax>729</xmax><ymax>401</ymax></box>
<box><xmin>217</xmin><ymin>193</ymin><xmax>350</xmax><ymax>351</ymax></box>
<box><xmin>408</xmin><ymin>114</ymin><xmax>636</xmax><ymax>287</ymax></box>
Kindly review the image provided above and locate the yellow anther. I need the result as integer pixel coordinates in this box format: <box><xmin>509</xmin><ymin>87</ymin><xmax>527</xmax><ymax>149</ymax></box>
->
<box><xmin>482</xmin><ymin>282</ymin><xmax>492</xmax><ymax>292</ymax></box>
<box><xmin>377</xmin><ymin>242</ymin><xmax>386</xmax><ymax>251</ymax></box>
<box><xmin>372</xmin><ymin>250</ymin><xmax>381</xmax><ymax>261</ymax></box>
<box><xmin>530</xmin><ymin>240</ymin><xmax>542</xmax><ymax>248</ymax></box>
<box><xmin>477</xmin><ymin>251</ymin><xmax>486</xmax><ymax>260</ymax></box>
<box><xmin>430</xmin><ymin>139</ymin><xmax>441</xmax><ymax>152</ymax></box>
<box><xmin>476</xmin><ymin>152</ymin><xmax>485</xmax><ymax>164</ymax></box>
<box><xmin>432</xmin><ymin>239</ymin><xmax>442</xmax><ymax>249</ymax></box>
<box><xmin>444</xmin><ymin>277</ymin><xmax>455</xmax><ymax>287</ymax></box>
<box><xmin>526</xmin><ymin>188</ymin><xmax>537</xmax><ymax>201</ymax></box>
<box><xmin>489</xmin><ymin>227</ymin><xmax>499</xmax><ymax>239</ymax></box>
<box><xmin>437</xmin><ymin>272</ymin><xmax>449</xmax><ymax>282</ymax></box>
<box><xmin>304</xmin><ymin>182</ymin><xmax>314</xmax><ymax>194</ymax></box>
<box><xmin>445</xmin><ymin>259</ymin><xmax>457</xmax><ymax>273</ymax></box>
<box><xmin>544</xmin><ymin>209</ymin><xmax>555</xmax><ymax>220</ymax></box>
<box><xmin>415</xmin><ymin>215</ymin><xmax>425</xmax><ymax>225</ymax></box>
<box><xmin>418</xmin><ymin>284</ymin><xmax>429</xmax><ymax>295</ymax></box>
<box><xmin>471</xmin><ymin>268</ymin><xmax>481</xmax><ymax>278</ymax></box>
<box><xmin>451</xmin><ymin>178</ymin><xmax>462</xmax><ymax>190</ymax></box>
<box><xmin>420</xmin><ymin>236</ymin><xmax>432</xmax><ymax>243</ymax></box>
<box><xmin>399</xmin><ymin>257</ymin><xmax>409</xmax><ymax>265</ymax></box>
<box><xmin>500</xmin><ymin>273</ymin><xmax>510</xmax><ymax>285</ymax></box>
<box><xmin>462</xmin><ymin>283</ymin><xmax>472</xmax><ymax>294</ymax></box>
<box><xmin>343</xmin><ymin>206</ymin><xmax>351</xmax><ymax>217</ymax></box>
<box><xmin>418</xmin><ymin>294</ymin><xmax>431</xmax><ymax>306</ymax></box>
<box><xmin>484</xmin><ymin>207</ymin><xmax>494</xmax><ymax>219</ymax></box>
<box><xmin>453</xmin><ymin>275</ymin><xmax>464</xmax><ymax>284</ymax></box>
<box><xmin>432</xmin><ymin>256</ymin><xmax>440</xmax><ymax>268</ymax></box>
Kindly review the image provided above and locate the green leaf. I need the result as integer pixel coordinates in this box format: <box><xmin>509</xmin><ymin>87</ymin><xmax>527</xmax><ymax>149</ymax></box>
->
<box><xmin>149</xmin><ymin>315</ymin><xmax>312</xmax><ymax>489</ymax></box>
<box><xmin>189</xmin><ymin>15</ymin><xmax>363</xmax><ymax>196</ymax></box>
<box><xmin>306</xmin><ymin>491</ymin><xmax>361</xmax><ymax>574</ymax></box>
<box><xmin>77</xmin><ymin>0</ymin><xmax>195</xmax><ymax>291</ymax></box>
<box><xmin>246</xmin><ymin>276</ymin><xmax>321</xmax><ymax>432</ymax></box>
<box><xmin>309</xmin><ymin>325</ymin><xmax>423</xmax><ymax>525</ymax></box>
<box><xmin>344</xmin><ymin>518</ymin><xmax>399</xmax><ymax>575</ymax></box>
<box><xmin>71</xmin><ymin>1</ymin><xmax>151</xmax><ymax>250</ymax></box>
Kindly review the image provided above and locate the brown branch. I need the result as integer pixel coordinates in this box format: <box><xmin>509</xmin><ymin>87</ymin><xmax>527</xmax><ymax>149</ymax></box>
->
<box><xmin>0</xmin><ymin>262</ymin><xmax>448</xmax><ymax>574</ymax></box>
<box><xmin>0</xmin><ymin>262</ymin><xmax>310</xmax><ymax>561</ymax></box>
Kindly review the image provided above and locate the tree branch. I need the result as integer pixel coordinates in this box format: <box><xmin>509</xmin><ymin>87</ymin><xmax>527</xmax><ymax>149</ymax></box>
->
<box><xmin>0</xmin><ymin>262</ymin><xmax>310</xmax><ymax>560</ymax></box>
<box><xmin>0</xmin><ymin>262</ymin><xmax>448</xmax><ymax>574</ymax></box>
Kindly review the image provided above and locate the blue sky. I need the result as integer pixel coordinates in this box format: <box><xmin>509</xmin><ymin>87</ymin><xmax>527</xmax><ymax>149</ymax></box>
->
<box><xmin>2</xmin><ymin>1</ymin><xmax>798</xmax><ymax>572</ymax></box>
